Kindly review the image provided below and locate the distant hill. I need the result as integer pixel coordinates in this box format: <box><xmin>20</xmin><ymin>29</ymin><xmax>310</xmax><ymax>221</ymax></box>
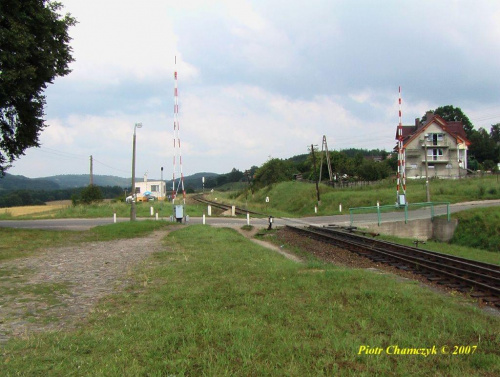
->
<box><xmin>166</xmin><ymin>172</ymin><xmax>219</xmax><ymax>190</ymax></box>
<box><xmin>0</xmin><ymin>172</ymin><xmax>220</xmax><ymax>191</ymax></box>
<box><xmin>0</xmin><ymin>174</ymin><xmax>60</xmax><ymax>191</ymax></box>
<box><xmin>47</xmin><ymin>174</ymin><xmax>131</xmax><ymax>189</ymax></box>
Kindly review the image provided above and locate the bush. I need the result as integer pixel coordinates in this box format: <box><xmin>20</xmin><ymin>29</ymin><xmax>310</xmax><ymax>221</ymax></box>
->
<box><xmin>80</xmin><ymin>185</ymin><xmax>104</xmax><ymax>204</ymax></box>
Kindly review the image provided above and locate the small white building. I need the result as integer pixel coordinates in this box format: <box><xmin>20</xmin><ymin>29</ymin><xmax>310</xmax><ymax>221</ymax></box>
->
<box><xmin>133</xmin><ymin>179</ymin><xmax>167</xmax><ymax>201</ymax></box>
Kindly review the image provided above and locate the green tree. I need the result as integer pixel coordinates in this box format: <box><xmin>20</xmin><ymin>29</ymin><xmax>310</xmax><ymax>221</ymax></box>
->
<box><xmin>491</xmin><ymin>124</ymin><xmax>500</xmax><ymax>143</ymax></box>
<box><xmin>432</xmin><ymin>105</ymin><xmax>474</xmax><ymax>139</ymax></box>
<box><xmin>0</xmin><ymin>0</ymin><xmax>76</xmax><ymax>175</ymax></box>
<box><xmin>469</xmin><ymin>128</ymin><xmax>498</xmax><ymax>164</ymax></box>
<box><xmin>80</xmin><ymin>185</ymin><xmax>103</xmax><ymax>204</ymax></box>
<box><xmin>253</xmin><ymin>158</ymin><xmax>294</xmax><ymax>188</ymax></box>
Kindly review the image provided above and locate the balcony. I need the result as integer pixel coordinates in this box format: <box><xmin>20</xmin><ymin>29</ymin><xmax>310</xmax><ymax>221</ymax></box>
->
<box><xmin>418</xmin><ymin>138</ymin><xmax>452</xmax><ymax>148</ymax></box>
<box><xmin>421</xmin><ymin>156</ymin><xmax>449</xmax><ymax>163</ymax></box>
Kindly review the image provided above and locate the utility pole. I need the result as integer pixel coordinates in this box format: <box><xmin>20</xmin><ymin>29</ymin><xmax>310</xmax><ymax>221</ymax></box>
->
<box><xmin>424</xmin><ymin>137</ymin><xmax>431</xmax><ymax>202</ymax></box>
<box><xmin>89</xmin><ymin>155</ymin><xmax>93</xmax><ymax>185</ymax></box>
<box><xmin>319</xmin><ymin>135</ymin><xmax>334</xmax><ymax>183</ymax></box>
<box><xmin>310</xmin><ymin>144</ymin><xmax>320</xmax><ymax>205</ymax></box>
<box><xmin>131</xmin><ymin>122</ymin><xmax>143</xmax><ymax>221</ymax></box>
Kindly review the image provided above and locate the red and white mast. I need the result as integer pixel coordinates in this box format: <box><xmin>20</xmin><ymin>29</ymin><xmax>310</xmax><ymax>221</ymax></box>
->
<box><xmin>172</xmin><ymin>56</ymin><xmax>186</xmax><ymax>204</ymax></box>
<box><xmin>396</xmin><ymin>86</ymin><xmax>406</xmax><ymax>205</ymax></box>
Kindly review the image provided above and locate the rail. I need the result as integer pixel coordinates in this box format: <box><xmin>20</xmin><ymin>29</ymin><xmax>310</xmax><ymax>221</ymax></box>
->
<box><xmin>286</xmin><ymin>225</ymin><xmax>500</xmax><ymax>307</ymax></box>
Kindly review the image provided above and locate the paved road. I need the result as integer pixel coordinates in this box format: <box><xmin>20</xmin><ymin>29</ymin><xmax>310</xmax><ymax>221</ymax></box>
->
<box><xmin>0</xmin><ymin>200</ymin><xmax>499</xmax><ymax>231</ymax></box>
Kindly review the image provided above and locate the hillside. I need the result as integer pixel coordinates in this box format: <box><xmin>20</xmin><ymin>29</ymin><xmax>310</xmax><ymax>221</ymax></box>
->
<box><xmin>0</xmin><ymin>172</ymin><xmax>220</xmax><ymax>191</ymax></box>
<box><xmin>0</xmin><ymin>174</ymin><xmax>60</xmax><ymax>191</ymax></box>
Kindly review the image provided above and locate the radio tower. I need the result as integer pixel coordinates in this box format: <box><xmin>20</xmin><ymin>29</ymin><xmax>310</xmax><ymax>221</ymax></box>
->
<box><xmin>172</xmin><ymin>56</ymin><xmax>186</xmax><ymax>204</ymax></box>
<box><xmin>396</xmin><ymin>86</ymin><xmax>406</xmax><ymax>206</ymax></box>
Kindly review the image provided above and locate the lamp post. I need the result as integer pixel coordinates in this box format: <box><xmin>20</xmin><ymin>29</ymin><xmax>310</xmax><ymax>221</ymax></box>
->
<box><xmin>130</xmin><ymin>122</ymin><xmax>143</xmax><ymax>221</ymax></box>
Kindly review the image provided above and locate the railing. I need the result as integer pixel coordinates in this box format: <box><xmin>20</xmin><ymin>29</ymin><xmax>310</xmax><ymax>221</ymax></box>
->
<box><xmin>349</xmin><ymin>202</ymin><xmax>451</xmax><ymax>226</ymax></box>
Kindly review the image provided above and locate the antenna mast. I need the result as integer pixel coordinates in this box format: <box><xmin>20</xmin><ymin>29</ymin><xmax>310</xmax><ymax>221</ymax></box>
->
<box><xmin>396</xmin><ymin>86</ymin><xmax>406</xmax><ymax>205</ymax></box>
<box><xmin>172</xmin><ymin>56</ymin><xmax>186</xmax><ymax>204</ymax></box>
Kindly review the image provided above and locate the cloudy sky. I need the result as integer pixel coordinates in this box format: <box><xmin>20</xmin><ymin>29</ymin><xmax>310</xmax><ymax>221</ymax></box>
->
<box><xmin>8</xmin><ymin>0</ymin><xmax>500</xmax><ymax>179</ymax></box>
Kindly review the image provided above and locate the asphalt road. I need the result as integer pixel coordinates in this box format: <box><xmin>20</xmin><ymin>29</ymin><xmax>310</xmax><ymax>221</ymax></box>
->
<box><xmin>1</xmin><ymin>200</ymin><xmax>499</xmax><ymax>231</ymax></box>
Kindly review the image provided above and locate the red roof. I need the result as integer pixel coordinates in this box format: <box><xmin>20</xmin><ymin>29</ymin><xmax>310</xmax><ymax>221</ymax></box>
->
<box><xmin>395</xmin><ymin>113</ymin><xmax>471</xmax><ymax>147</ymax></box>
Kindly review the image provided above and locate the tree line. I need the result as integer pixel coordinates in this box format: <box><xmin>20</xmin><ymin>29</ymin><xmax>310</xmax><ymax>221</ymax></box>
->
<box><xmin>0</xmin><ymin>186</ymin><xmax>125</xmax><ymax>208</ymax></box>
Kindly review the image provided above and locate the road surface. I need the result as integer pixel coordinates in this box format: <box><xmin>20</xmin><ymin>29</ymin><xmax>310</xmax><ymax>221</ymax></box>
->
<box><xmin>0</xmin><ymin>200</ymin><xmax>499</xmax><ymax>231</ymax></box>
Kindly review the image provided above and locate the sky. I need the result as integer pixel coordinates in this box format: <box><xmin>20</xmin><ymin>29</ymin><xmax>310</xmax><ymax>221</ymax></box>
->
<box><xmin>8</xmin><ymin>0</ymin><xmax>500</xmax><ymax>179</ymax></box>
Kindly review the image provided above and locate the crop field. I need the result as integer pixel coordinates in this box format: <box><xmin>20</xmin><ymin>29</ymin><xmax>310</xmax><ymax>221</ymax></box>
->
<box><xmin>0</xmin><ymin>203</ymin><xmax>69</xmax><ymax>218</ymax></box>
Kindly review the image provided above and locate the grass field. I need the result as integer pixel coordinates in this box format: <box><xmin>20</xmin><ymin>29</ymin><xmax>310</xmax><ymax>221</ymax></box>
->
<box><xmin>1</xmin><ymin>226</ymin><xmax>499</xmax><ymax>376</ymax></box>
<box><xmin>213</xmin><ymin>175</ymin><xmax>500</xmax><ymax>217</ymax></box>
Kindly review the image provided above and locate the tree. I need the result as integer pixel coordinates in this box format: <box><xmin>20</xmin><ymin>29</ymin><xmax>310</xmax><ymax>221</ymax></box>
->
<box><xmin>0</xmin><ymin>1</ymin><xmax>76</xmax><ymax>175</ymax></box>
<box><xmin>80</xmin><ymin>185</ymin><xmax>103</xmax><ymax>204</ymax></box>
<box><xmin>432</xmin><ymin>105</ymin><xmax>474</xmax><ymax>139</ymax></box>
<box><xmin>253</xmin><ymin>158</ymin><xmax>295</xmax><ymax>188</ymax></box>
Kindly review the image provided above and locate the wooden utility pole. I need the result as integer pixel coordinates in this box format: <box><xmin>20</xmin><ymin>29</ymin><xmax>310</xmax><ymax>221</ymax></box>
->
<box><xmin>310</xmin><ymin>144</ymin><xmax>320</xmax><ymax>205</ymax></box>
<box><xmin>89</xmin><ymin>155</ymin><xmax>93</xmax><ymax>185</ymax></box>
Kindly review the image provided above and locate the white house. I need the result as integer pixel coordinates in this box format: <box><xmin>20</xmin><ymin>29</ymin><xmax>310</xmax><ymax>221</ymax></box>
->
<box><xmin>397</xmin><ymin>112</ymin><xmax>471</xmax><ymax>179</ymax></box>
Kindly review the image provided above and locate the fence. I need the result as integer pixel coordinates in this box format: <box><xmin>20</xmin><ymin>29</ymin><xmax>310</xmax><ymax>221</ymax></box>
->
<box><xmin>349</xmin><ymin>202</ymin><xmax>451</xmax><ymax>227</ymax></box>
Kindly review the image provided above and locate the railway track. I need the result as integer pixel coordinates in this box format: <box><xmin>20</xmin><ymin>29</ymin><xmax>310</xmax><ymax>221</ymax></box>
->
<box><xmin>192</xmin><ymin>195</ymin><xmax>267</xmax><ymax>217</ymax></box>
<box><xmin>286</xmin><ymin>225</ymin><xmax>500</xmax><ymax>308</ymax></box>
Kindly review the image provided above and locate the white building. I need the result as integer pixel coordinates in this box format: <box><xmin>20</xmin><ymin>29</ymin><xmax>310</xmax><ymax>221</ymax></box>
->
<box><xmin>133</xmin><ymin>180</ymin><xmax>167</xmax><ymax>201</ymax></box>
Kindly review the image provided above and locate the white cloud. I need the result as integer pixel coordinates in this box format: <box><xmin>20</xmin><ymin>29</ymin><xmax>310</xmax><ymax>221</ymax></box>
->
<box><xmin>7</xmin><ymin>0</ymin><xmax>500</xmax><ymax>179</ymax></box>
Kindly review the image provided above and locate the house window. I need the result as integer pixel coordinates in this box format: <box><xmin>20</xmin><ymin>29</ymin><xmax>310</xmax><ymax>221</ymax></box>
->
<box><xmin>410</xmin><ymin>164</ymin><xmax>417</xmax><ymax>169</ymax></box>
<box><xmin>426</xmin><ymin>133</ymin><xmax>444</xmax><ymax>145</ymax></box>
<box><xmin>428</xmin><ymin>148</ymin><xmax>443</xmax><ymax>161</ymax></box>
<box><xmin>135</xmin><ymin>187</ymin><xmax>141</xmax><ymax>193</ymax></box>
<box><xmin>428</xmin><ymin>164</ymin><xmax>435</xmax><ymax>169</ymax></box>
<box><xmin>151</xmin><ymin>185</ymin><xmax>159</xmax><ymax>192</ymax></box>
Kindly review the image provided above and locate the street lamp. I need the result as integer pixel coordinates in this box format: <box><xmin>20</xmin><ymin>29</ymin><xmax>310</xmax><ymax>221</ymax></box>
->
<box><xmin>130</xmin><ymin>122</ymin><xmax>143</xmax><ymax>221</ymax></box>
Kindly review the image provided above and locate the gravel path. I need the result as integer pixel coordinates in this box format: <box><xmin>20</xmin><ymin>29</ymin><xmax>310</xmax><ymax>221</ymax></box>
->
<box><xmin>0</xmin><ymin>230</ymin><xmax>170</xmax><ymax>344</ymax></box>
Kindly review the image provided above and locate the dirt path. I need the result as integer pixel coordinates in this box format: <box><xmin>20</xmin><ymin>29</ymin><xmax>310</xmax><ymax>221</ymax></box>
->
<box><xmin>0</xmin><ymin>230</ymin><xmax>170</xmax><ymax>344</ymax></box>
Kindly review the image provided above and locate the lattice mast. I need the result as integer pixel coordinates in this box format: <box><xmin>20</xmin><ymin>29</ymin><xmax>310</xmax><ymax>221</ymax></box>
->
<box><xmin>172</xmin><ymin>56</ymin><xmax>186</xmax><ymax>204</ymax></box>
<box><xmin>319</xmin><ymin>135</ymin><xmax>334</xmax><ymax>183</ymax></box>
<box><xmin>396</xmin><ymin>86</ymin><xmax>406</xmax><ymax>205</ymax></box>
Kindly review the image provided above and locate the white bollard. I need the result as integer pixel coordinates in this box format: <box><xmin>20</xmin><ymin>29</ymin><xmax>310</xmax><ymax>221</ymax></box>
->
<box><xmin>150</xmin><ymin>206</ymin><xmax>154</xmax><ymax>216</ymax></box>
<box><xmin>231</xmin><ymin>205</ymin><xmax>236</xmax><ymax>216</ymax></box>
<box><xmin>155</xmin><ymin>212</ymin><xmax>159</xmax><ymax>221</ymax></box>
<box><xmin>203</xmin><ymin>214</ymin><xmax>206</xmax><ymax>225</ymax></box>
<box><xmin>314</xmin><ymin>206</ymin><xmax>318</xmax><ymax>214</ymax></box>
<box><xmin>113</xmin><ymin>212</ymin><xmax>117</xmax><ymax>223</ymax></box>
<box><xmin>339</xmin><ymin>203</ymin><xmax>342</xmax><ymax>213</ymax></box>
<box><xmin>208</xmin><ymin>205</ymin><xmax>212</xmax><ymax>216</ymax></box>
<box><xmin>247</xmin><ymin>212</ymin><xmax>250</xmax><ymax>226</ymax></box>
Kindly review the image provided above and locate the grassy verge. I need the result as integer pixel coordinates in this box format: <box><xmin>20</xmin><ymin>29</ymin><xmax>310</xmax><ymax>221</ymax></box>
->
<box><xmin>211</xmin><ymin>175</ymin><xmax>500</xmax><ymax>217</ymax></box>
<box><xmin>450</xmin><ymin>207</ymin><xmax>500</xmax><ymax>252</ymax></box>
<box><xmin>2</xmin><ymin>226</ymin><xmax>498</xmax><ymax>376</ymax></box>
<box><xmin>0</xmin><ymin>221</ymin><xmax>170</xmax><ymax>262</ymax></box>
<box><xmin>376</xmin><ymin>234</ymin><xmax>500</xmax><ymax>266</ymax></box>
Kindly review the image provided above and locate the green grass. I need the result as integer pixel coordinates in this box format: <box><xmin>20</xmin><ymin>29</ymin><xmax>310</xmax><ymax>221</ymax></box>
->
<box><xmin>449</xmin><ymin>207</ymin><xmax>500</xmax><ymax>252</ymax></box>
<box><xmin>376</xmin><ymin>234</ymin><xmax>500</xmax><ymax>266</ymax></box>
<box><xmin>0</xmin><ymin>221</ymin><xmax>170</xmax><ymax>262</ymax></box>
<box><xmin>211</xmin><ymin>175</ymin><xmax>500</xmax><ymax>217</ymax></box>
<box><xmin>2</xmin><ymin>226</ymin><xmax>498</xmax><ymax>376</ymax></box>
